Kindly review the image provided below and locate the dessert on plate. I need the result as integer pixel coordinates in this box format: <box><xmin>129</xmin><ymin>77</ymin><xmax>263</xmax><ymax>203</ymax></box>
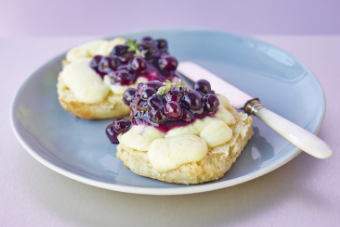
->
<box><xmin>106</xmin><ymin>80</ymin><xmax>253</xmax><ymax>184</ymax></box>
<box><xmin>57</xmin><ymin>36</ymin><xmax>180</xmax><ymax>119</ymax></box>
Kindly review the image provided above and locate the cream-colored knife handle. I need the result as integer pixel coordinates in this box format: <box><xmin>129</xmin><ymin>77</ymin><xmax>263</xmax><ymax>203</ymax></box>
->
<box><xmin>245</xmin><ymin>99</ymin><xmax>332</xmax><ymax>159</ymax></box>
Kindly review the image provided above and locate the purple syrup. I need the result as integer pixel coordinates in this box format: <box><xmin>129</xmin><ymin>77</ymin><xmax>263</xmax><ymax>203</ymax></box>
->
<box><xmin>132</xmin><ymin>109</ymin><xmax>215</xmax><ymax>133</ymax></box>
<box><xmin>92</xmin><ymin>66</ymin><xmax>107</xmax><ymax>79</ymax></box>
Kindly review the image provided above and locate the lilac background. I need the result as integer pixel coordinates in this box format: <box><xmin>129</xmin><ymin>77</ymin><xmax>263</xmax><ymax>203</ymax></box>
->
<box><xmin>2</xmin><ymin>1</ymin><xmax>340</xmax><ymax>226</ymax></box>
<box><xmin>1</xmin><ymin>0</ymin><xmax>340</xmax><ymax>36</ymax></box>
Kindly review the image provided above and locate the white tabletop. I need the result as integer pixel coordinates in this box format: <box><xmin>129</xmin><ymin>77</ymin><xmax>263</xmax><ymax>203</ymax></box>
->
<box><xmin>1</xmin><ymin>36</ymin><xmax>339</xmax><ymax>227</ymax></box>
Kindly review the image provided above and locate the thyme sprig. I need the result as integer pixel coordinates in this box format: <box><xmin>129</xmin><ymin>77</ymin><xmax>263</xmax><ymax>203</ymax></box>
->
<box><xmin>126</xmin><ymin>38</ymin><xmax>148</xmax><ymax>58</ymax></box>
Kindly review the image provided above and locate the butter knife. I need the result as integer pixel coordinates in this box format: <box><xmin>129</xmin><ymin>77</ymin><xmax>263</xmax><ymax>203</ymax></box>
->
<box><xmin>177</xmin><ymin>61</ymin><xmax>332</xmax><ymax>159</ymax></box>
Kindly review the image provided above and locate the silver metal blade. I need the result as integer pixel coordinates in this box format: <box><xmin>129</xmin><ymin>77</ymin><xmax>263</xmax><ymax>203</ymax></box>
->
<box><xmin>177</xmin><ymin>61</ymin><xmax>253</xmax><ymax>109</ymax></box>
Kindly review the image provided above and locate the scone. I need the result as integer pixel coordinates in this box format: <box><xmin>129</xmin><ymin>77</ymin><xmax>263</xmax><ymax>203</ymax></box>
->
<box><xmin>57</xmin><ymin>36</ymin><xmax>180</xmax><ymax>119</ymax></box>
<box><xmin>106</xmin><ymin>80</ymin><xmax>253</xmax><ymax>184</ymax></box>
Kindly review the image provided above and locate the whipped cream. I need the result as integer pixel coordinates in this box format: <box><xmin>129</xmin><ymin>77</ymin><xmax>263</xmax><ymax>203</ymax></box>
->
<box><xmin>216</xmin><ymin>94</ymin><xmax>232</xmax><ymax>110</ymax></box>
<box><xmin>103</xmin><ymin>76</ymin><xmax>148</xmax><ymax>95</ymax></box>
<box><xmin>120</xmin><ymin>125</ymin><xmax>165</xmax><ymax>151</ymax></box>
<box><xmin>66</xmin><ymin>37</ymin><xmax>126</xmax><ymax>63</ymax></box>
<box><xmin>60</xmin><ymin>58</ymin><xmax>109</xmax><ymax>103</ymax></box>
<box><xmin>148</xmin><ymin>135</ymin><xmax>208</xmax><ymax>172</ymax></box>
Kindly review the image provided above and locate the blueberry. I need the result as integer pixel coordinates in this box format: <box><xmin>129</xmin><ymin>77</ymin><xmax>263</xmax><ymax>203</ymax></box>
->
<box><xmin>137</xmin><ymin>98</ymin><xmax>148</xmax><ymax>111</ymax></box>
<box><xmin>147</xmin><ymin>93</ymin><xmax>164</xmax><ymax>110</ymax></box>
<box><xmin>154</xmin><ymin>39</ymin><xmax>168</xmax><ymax>52</ymax></box>
<box><xmin>194</xmin><ymin>79</ymin><xmax>211</xmax><ymax>95</ymax></box>
<box><xmin>181</xmin><ymin>109</ymin><xmax>195</xmax><ymax>122</ymax></box>
<box><xmin>141</xmin><ymin>87</ymin><xmax>157</xmax><ymax>100</ymax></box>
<box><xmin>164</xmin><ymin>101</ymin><xmax>182</xmax><ymax>119</ymax></box>
<box><xmin>164</xmin><ymin>90</ymin><xmax>183</xmax><ymax>103</ymax></box>
<box><xmin>90</xmin><ymin>55</ymin><xmax>103</xmax><ymax>68</ymax></box>
<box><xmin>145</xmin><ymin>80</ymin><xmax>164</xmax><ymax>90</ymax></box>
<box><xmin>131</xmin><ymin>57</ymin><xmax>147</xmax><ymax>72</ymax></box>
<box><xmin>111</xmin><ymin>68</ymin><xmax>135</xmax><ymax>84</ymax></box>
<box><xmin>123</xmin><ymin>88</ymin><xmax>137</xmax><ymax>105</ymax></box>
<box><xmin>139</xmin><ymin>43</ymin><xmax>159</xmax><ymax>60</ymax></box>
<box><xmin>148</xmin><ymin>109</ymin><xmax>167</xmax><ymax>124</ymax></box>
<box><xmin>140</xmin><ymin>36</ymin><xmax>153</xmax><ymax>43</ymax></box>
<box><xmin>204</xmin><ymin>94</ymin><xmax>219</xmax><ymax>113</ymax></box>
<box><xmin>111</xmin><ymin>45</ymin><xmax>128</xmax><ymax>56</ymax></box>
<box><xmin>158</xmin><ymin>55</ymin><xmax>178</xmax><ymax>71</ymax></box>
<box><xmin>98</xmin><ymin>56</ymin><xmax>118</xmax><ymax>73</ymax></box>
<box><xmin>182</xmin><ymin>90</ymin><xmax>203</xmax><ymax>111</ymax></box>
<box><xmin>106</xmin><ymin>124</ymin><xmax>120</xmax><ymax>144</ymax></box>
<box><xmin>114</xmin><ymin>120</ymin><xmax>132</xmax><ymax>133</ymax></box>
<box><xmin>119</xmin><ymin>52</ymin><xmax>134</xmax><ymax>63</ymax></box>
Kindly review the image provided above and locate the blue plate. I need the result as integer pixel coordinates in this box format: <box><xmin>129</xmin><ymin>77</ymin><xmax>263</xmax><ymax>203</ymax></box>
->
<box><xmin>10</xmin><ymin>29</ymin><xmax>325</xmax><ymax>195</ymax></box>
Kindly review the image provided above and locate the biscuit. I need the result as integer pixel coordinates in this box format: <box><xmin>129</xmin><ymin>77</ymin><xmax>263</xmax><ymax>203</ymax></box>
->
<box><xmin>57</xmin><ymin>75</ymin><xmax>129</xmax><ymax>119</ymax></box>
<box><xmin>116</xmin><ymin>108</ymin><xmax>253</xmax><ymax>184</ymax></box>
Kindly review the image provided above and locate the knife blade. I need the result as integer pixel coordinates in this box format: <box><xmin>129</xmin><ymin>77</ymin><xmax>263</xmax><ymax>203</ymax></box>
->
<box><xmin>177</xmin><ymin>61</ymin><xmax>332</xmax><ymax>159</ymax></box>
<box><xmin>177</xmin><ymin>61</ymin><xmax>253</xmax><ymax>109</ymax></box>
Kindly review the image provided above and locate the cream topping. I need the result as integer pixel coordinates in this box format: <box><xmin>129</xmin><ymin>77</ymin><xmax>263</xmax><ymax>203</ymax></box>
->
<box><xmin>199</xmin><ymin>117</ymin><xmax>232</xmax><ymax>147</ymax></box>
<box><xmin>103</xmin><ymin>76</ymin><xmax>148</xmax><ymax>95</ymax></box>
<box><xmin>148</xmin><ymin>135</ymin><xmax>208</xmax><ymax>173</ymax></box>
<box><xmin>120</xmin><ymin>125</ymin><xmax>165</xmax><ymax>152</ymax></box>
<box><xmin>60</xmin><ymin>58</ymin><xmax>109</xmax><ymax>104</ymax></box>
<box><xmin>66</xmin><ymin>37</ymin><xmax>126</xmax><ymax>63</ymax></box>
<box><xmin>216</xmin><ymin>94</ymin><xmax>232</xmax><ymax>110</ymax></box>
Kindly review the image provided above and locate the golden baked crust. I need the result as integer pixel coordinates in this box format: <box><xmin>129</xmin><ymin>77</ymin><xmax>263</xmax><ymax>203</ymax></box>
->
<box><xmin>57</xmin><ymin>75</ymin><xmax>130</xmax><ymax>119</ymax></box>
<box><xmin>116</xmin><ymin>108</ymin><xmax>253</xmax><ymax>184</ymax></box>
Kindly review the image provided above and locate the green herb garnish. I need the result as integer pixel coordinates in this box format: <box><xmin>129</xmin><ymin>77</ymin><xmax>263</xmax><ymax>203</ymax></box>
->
<box><xmin>157</xmin><ymin>80</ymin><xmax>180</xmax><ymax>97</ymax></box>
<box><xmin>157</xmin><ymin>87</ymin><xmax>166</xmax><ymax>96</ymax></box>
<box><xmin>134</xmin><ymin>50</ymin><xmax>148</xmax><ymax>57</ymax></box>
<box><xmin>126</xmin><ymin>38</ymin><xmax>148</xmax><ymax>58</ymax></box>
<box><xmin>176</xmin><ymin>81</ymin><xmax>186</xmax><ymax>88</ymax></box>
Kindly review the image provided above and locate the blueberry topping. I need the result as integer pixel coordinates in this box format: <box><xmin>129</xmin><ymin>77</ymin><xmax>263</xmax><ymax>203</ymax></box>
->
<box><xmin>106</xmin><ymin>124</ymin><xmax>120</xmax><ymax>144</ymax></box>
<box><xmin>90</xmin><ymin>55</ymin><xmax>103</xmax><ymax>68</ymax></box>
<box><xmin>182</xmin><ymin>90</ymin><xmax>203</xmax><ymax>111</ymax></box>
<box><xmin>111</xmin><ymin>45</ymin><xmax>128</xmax><ymax>56</ymax></box>
<box><xmin>119</xmin><ymin>52</ymin><xmax>134</xmax><ymax>63</ymax></box>
<box><xmin>139</xmin><ymin>43</ymin><xmax>159</xmax><ymax>60</ymax></box>
<box><xmin>204</xmin><ymin>94</ymin><xmax>219</xmax><ymax>113</ymax></box>
<box><xmin>141</xmin><ymin>87</ymin><xmax>157</xmax><ymax>100</ymax></box>
<box><xmin>110</xmin><ymin>68</ymin><xmax>135</xmax><ymax>84</ymax></box>
<box><xmin>123</xmin><ymin>88</ymin><xmax>137</xmax><ymax>105</ymax></box>
<box><xmin>131</xmin><ymin>57</ymin><xmax>147</xmax><ymax>72</ymax></box>
<box><xmin>194</xmin><ymin>79</ymin><xmax>211</xmax><ymax>95</ymax></box>
<box><xmin>106</xmin><ymin>81</ymin><xmax>220</xmax><ymax>144</ymax></box>
<box><xmin>106</xmin><ymin>119</ymin><xmax>132</xmax><ymax>144</ymax></box>
<box><xmin>164</xmin><ymin>89</ymin><xmax>183</xmax><ymax>103</ymax></box>
<box><xmin>145</xmin><ymin>80</ymin><xmax>164</xmax><ymax>90</ymax></box>
<box><xmin>91</xmin><ymin>36</ymin><xmax>179</xmax><ymax>85</ymax></box>
<box><xmin>164</xmin><ymin>101</ymin><xmax>182</xmax><ymax>119</ymax></box>
<box><xmin>137</xmin><ymin>98</ymin><xmax>148</xmax><ymax>110</ymax></box>
<box><xmin>114</xmin><ymin>120</ymin><xmax>132</xmax><ymax>133</ymax></box>
<box><xmin>154</xmin><ymin>39</ymin><xmax>167</xmax><ymax>52</ymax></box>
<box><xmin>98</xmin><ymin>56</ymin><xmax>117</xmax><ymax>73</ymax></box>
<box><xmin>147</xmin><ymin>93</ymin><xmax>164</xmax><ymax>110</ymax></box>
<box><xmin>181</xmin><ymin>109</ymin><xmax>195</xmax><ymax>122</ymax></box>
<box><xmin>140</xmin><ymin>36</ymin><xmax>153</xmax><ymax>43</ymax></box>
<box><xmin>148</xmin><ymin>109</ymin><xmax>167</xmax><ymax>124</ymax></box>
<box><xmin>158</xmin><ymin>55</ymin><xmax>178</xmax><ymax>71</ymax></box>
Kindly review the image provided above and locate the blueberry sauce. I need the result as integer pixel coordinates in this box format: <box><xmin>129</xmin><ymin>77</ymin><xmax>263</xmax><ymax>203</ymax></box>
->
<box><xmin>106</xmin><ymin>79</ymin><xmax>220</xmax><ymax>144</ymax></box>
<box><xmin>90</xmin><ymin>36</ymin><xmax>179</xmax><ymax>85</ymax></box>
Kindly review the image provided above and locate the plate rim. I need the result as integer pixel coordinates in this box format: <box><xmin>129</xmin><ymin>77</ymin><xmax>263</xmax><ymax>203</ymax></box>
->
<box><xmin>10</xmin><ymin>28</ymin><xmax>326</xmax><ymax>195</ymax></box>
